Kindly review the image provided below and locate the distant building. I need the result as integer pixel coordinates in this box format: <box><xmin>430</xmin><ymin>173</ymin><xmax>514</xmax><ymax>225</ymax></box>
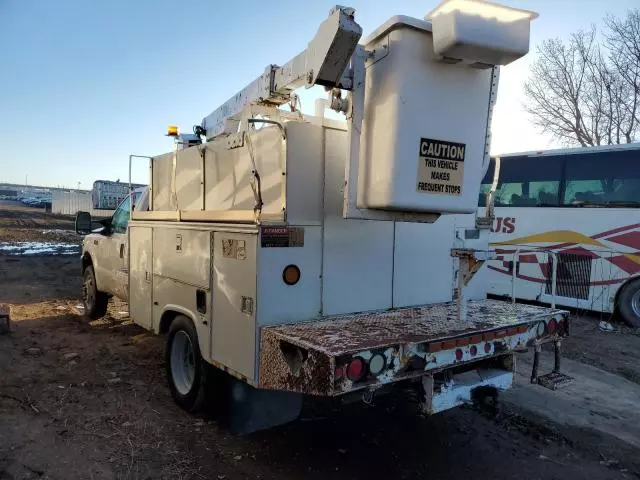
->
<box><xmin>51</xmin><ymin>190</ymin><xmax>113</xmax><ymax>217</ymax></box>
<box><xmin>92</xmin><ymin>180</ymin><xmax>146</xmax><ymax>210</ymax></box>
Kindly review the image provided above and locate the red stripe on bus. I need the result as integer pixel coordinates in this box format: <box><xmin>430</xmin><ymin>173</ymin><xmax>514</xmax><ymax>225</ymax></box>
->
<box><xmin>487</xmin><ymin>265</ymin><xmax>628</xmax><ymax>286</ymax></box>
<box><xmin>607</xmin><ymin>255</ymin><xmax>640</xmax><ymax>275</ymax></box>
<box><xmin>592</xmin><ymin>223</ymin><xmax>640</xmax><ymax>240</ymax></box>
<box><xmin>606</xmin><ymin>231</ymin><xmax>640</xmax><ymax>250</ymax></box>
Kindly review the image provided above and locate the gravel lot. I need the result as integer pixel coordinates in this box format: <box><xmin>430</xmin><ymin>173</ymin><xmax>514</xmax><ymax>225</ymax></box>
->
<box><xmin>0</xmin><ymin>202</ymin><xmax>636</xmax><ymax>479</ymax></box>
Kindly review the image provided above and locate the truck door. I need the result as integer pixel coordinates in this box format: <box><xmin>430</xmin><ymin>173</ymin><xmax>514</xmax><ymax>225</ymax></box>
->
<box><xmin>99</xmin><ymin>195</ymin><xmax>132</xmax><ymax>301</ymax></box>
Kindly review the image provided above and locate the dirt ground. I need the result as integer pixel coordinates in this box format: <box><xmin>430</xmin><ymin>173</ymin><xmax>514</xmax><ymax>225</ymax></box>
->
<box><xmin>0</xmin><ymin>202</ymin><xmax>638</xmax><ymax>480</ymax></box>
<box><xmin>562</xmin><ymin>314</ymin><xmax>640</xmax><ymax>385</ymax></box>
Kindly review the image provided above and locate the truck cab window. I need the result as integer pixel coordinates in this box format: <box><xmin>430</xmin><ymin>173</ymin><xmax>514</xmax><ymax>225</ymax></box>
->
<box><xmin>111</xmin><ymin>196</ymin><xmax>131</xmax><ymax>234</ymax></box>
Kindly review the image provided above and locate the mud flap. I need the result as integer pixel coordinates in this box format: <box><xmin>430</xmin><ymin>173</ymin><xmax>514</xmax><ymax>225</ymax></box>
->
<box><xmin>223</xmin><ymin>377</ymin><xmax>303</xmax><ymax>435</ymax></box>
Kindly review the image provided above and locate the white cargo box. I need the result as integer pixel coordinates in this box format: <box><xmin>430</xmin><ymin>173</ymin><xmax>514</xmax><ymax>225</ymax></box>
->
<box><xmin>427</xmin><ymin>0</ymin><xmax>538</xmax><ymax>66</ymax></box>
<box><xmin>356</xmin><ymin>18</ymin><xmax>495</xmax><ymax>215</ymax></box>
<box><xmin>353</xmin><ymin>3</ymin><xmax>535</xmax><ymax>216</ymax></box>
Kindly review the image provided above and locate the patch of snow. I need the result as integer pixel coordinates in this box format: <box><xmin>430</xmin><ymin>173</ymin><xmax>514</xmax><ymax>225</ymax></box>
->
<box><xmin>0</xmin><ymin>241</ymin><xmax>79</xmax><ymax>256</ymax></box>
<box><xmin>42</xmin><ymin>229</ymin><xmax>74</xmax><ymax>235</ymax></box>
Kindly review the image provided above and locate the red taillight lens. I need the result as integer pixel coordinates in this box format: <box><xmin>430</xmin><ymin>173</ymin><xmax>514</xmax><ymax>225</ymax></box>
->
<box><xmin>347</xmin><ymin>357</ymin><xmax>366</xmax><ymax>382</ymax></box>
<box><xmin>547</xmin><ymin>318</ymin><xmax>558</xmax><ymax>334</ymax></box>
<box><xmin>559</xmin><ymin>319</ymin><xmax>569</xmax><ymax>335</ymax></box>
<box><xmin>470</xmin><ymin>345</ymin><xmax>478</xmax><ymax>356</ymax></box>
<box><xmin>455</xmin><ymin>349</ymin><xmax>463</xmax><ymax>361</ymax></box>
<box><xmin>335</xmin><ymin>365</ymin><xmax>344</xmax><ymax>380</ymax></box>
<box><xmin>484</xmin><ymin>342</ymin><xmax>492</xmax><ymax>354</ymax></box>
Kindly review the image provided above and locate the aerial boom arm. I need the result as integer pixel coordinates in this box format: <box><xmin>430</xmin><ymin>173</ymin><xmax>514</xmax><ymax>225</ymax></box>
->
<box><xmin>201</xmin><ymin>6</ymin><xmax>362</xmax><ymax>140</ymax></box>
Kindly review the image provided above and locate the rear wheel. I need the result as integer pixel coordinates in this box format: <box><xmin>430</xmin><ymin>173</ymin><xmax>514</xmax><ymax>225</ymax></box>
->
<box><xmin>617</xmin><ymin>278</ymin><xmax>640</xmax><ymax>328</ymax></box>
<box><xmin>166</xmin><ymin>315</ymin><xmax>208</xmax><ymax>412</ymax></box>
<box><xmin>82</xmin><ymin>265</ymin><xmax>108</xmax><ymax>319</ymax></box>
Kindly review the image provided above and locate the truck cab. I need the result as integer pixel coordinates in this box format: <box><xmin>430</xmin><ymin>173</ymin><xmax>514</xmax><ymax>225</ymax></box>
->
<box><xmin>76</xmin><ymin>187</ymin><xmax>148</xmax><ymax>318</ymax></box>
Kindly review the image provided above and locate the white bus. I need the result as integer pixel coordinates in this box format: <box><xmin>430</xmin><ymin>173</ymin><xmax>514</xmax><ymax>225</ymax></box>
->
<box><xmin>479</xmin><ymin>143</ymin><xmax>640</xmax><ymax>327</ymax></box>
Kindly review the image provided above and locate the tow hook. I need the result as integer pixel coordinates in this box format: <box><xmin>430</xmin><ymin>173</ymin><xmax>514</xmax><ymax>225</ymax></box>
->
<box><xmin>362</xmin><ymin>389</ymin><xmax>375</xmax><ymax>406</ymax></box>
<box><xmin>471</xmin><ymin>385</ymin><xmax>500</xmax><ymax>416</ymax></box>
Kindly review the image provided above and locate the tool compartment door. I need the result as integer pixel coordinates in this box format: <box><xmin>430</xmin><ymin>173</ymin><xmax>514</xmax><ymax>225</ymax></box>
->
<box><xmin>212</xmin><ymin>232</ymin><xmax>258</xmax><ymax>380</ymax></box>
<box><xmin>129</xmin><ymin>225</ymin><xmax>153</xmax><ymax>329</ymax></box>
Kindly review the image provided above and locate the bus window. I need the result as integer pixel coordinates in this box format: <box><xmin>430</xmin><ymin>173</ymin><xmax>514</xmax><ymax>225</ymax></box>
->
<box><xmin>564</xmin><ymin>179</ymin><xmax>604</xmax><ymax>205</ymax></box>
<box><xmin>529</xmin><ymin>181</ymin><xmax>560</xmax><ymax>206</ymax></box>
<box><xmin>611</xmin><ymin>178</ymin><xmax>640</xmax><ymax>204</ymax></box>
<box><xmin>479</xmin><ymin>156</ymin><xmax>562</xmax><ymax>207</ymax></box>
<box><xmin>564</xmin><ymin>150</ymin><xmax>640</xmax><ymax>206</ymax></box>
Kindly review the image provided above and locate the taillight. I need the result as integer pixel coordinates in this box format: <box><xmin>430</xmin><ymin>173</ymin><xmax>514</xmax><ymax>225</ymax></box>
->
<box><xmin>470</xmin><ymin>345</ymin><xmax>478</xmax><ymax>356</ymax></box>
<box><xmin>559</xmin><ymin>318</ymin><xmax>569</xmax><ymax>335</ymax></box>
<box><xmin>369</xmin><ymin>353</ymin><xmax>386</xmax><ymax>376</ymax></box>
<box><xmin>484</xmin><ymin>342</ymin><xmax>492</xmax><ymax>354</ymax></box>
<box><xmin>547</xmin><ymin>318</ymin><xmax>558</xmax><ymax>334</ymax></box>
<box><xmin>455</xmin><ymin>349</ymin><xmax>463</xmax><ymax>361</ymax></box>
<box><xmin>347</xmin><ymin>357</ymin><xmax>366</xmax><ymax>382</ymax></box>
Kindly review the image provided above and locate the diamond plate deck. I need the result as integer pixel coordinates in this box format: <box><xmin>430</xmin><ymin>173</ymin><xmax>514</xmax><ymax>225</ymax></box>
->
<box><xmin>263</xmin><ymin>299</ymin><xmax>568</xmax><ymax>356</ymax></box>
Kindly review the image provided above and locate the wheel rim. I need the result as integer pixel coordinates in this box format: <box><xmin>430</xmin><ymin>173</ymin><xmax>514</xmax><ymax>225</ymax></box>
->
<box><xmin>83</xmin><ymin>272</ymin><xmax>95</xmax><ymax>310</ymax></box>
<box><xmin>171</xmin><ymin>331</ymin><xmax>196</xmax><ymax>395</ymax></box>
<box><xmin>631</xmin><ymin>289</ymin><xmax>640</xmax><ymax>318</ymax></box>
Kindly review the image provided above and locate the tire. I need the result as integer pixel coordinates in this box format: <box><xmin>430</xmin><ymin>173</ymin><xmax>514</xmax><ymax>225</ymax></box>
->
<box><xmin>617</xmin><ymin>278</ymin><xmax>640</xmax><ymax>328</ymax></box>
<box><xmin>166</xmin><ymin>315</ymin><xmax>208</xmax><ymax>412</ymax></box>
<box><xmin>82</xmin><ymin>265</ymin><xmax>109</xmax><ymax>320</ymax></box>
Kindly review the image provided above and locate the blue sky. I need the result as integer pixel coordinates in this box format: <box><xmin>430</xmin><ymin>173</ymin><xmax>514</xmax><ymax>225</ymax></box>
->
<box><xmin>1</xmin><ymin>0</ymin><xmax>638</xmax><ymax>188</ymax></box>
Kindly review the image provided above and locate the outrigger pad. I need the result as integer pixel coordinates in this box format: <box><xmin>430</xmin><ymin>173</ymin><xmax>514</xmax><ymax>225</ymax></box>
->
<box><xmin>537</xmin><ymin>372</ymin><xmax>573</xmax><ymax>391</ymax></box>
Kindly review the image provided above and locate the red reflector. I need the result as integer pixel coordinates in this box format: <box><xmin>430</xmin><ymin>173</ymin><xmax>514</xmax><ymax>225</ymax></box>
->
<box><xmin>470</xmin><ymin>334</ymin><xmax>483</xmax><ymax>344</ymax></box>
<box><xmin>470</xmin><ymin>345</ymin><xmax>478</xmax><ymax>356</ymax></box>
<box><xmin>428</xmin><ymin>342</ymin><xmax>443</xmax><ymax>353</ymax></box>
<box><xmin>483</xmin><ymin>332</ymin><xmax>496</xmax><ymax>341</ymax></box>
<box><xmin>495</xmin><ymin>330</ymin><xmax>507</xmax><ymax>338</ymax></box>
<box><xmin>516</xmin><ymin>325</ymin><xmax>528</xmax><ymax>334</ymax></box>
<box><xmin>347</xmin><ymin>358</ymin><xmax>366</xmax><ymax>382</ymax></box>
<box><xmin>455</xmin><ymin>349</ymin><xmax>463</xmax><ymax>361</ymax></box>
<box><xmin>335</xmin><ymin>365</ymin><xmax>344</xmax><ymax>380</ymax></box>
<box><xmin>506</xmin><ymin>327</ymin><xmax>517</xmax><ymax>336</ymax></box>
<box><xmin>456</xmin><ymin>337</ymin><xmax>470</xmax><ymax>347</ymax></box>
<box><xmin>559</xmin><ymin>319</ymin><xmax>568</xmax><ymax>334</ymax></box>
<box><xmin>548</xmin><ymin>319</ymin><xmax>558</xmax><ymax>334</ymax></box>
<box><xmin>441</xmin><ymin>340</ymin><xmax>457</xmax><ymax>350</ymax></box>
<box><xmin>484</xmin><ymin>343</ymin><xmax>492</xmax><ymax>354</ymax></box>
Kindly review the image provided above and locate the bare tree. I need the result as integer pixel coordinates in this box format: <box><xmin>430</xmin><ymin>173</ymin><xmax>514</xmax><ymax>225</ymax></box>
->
<box><xmin>524</xmin><ymin>10</ymin><xmax>640</xmax><ymax>146</ymax></box>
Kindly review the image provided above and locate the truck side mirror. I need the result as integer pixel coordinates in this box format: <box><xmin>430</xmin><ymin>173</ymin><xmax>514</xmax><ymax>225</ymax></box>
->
<box><xmin>75</xmin><ymin>211</ymin><xmax>93</xmax><ymax>235</ymax></box>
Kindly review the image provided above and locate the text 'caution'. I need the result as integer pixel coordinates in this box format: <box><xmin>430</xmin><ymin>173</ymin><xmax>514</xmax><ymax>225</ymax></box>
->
<box><xmin>416</xmin><ymin>138</ymin><xmax>466</xmax><ymax>196</ymax></box>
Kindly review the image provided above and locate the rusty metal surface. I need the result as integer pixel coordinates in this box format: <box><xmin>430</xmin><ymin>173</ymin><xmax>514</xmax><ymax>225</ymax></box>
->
<box><xmin>259</xmin><ymin>329</ymin><xmax>334</xmax><ymax>395</ymax></box>
<box><xmin>262</xmin><ymin>299</ymin><xmax>568</xmax><ymax>357</ymax></box>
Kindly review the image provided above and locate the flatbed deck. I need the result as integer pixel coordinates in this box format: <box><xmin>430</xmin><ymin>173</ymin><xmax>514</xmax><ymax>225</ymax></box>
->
<box><xmin>263</xmin><ymin>299</ymin><xmax>568</xmax><ymax>356</ymax></box>
<box><xmin>259</xmin><ymin>299</ymin><xmax>569</xmax><ymax>395</ymax></box>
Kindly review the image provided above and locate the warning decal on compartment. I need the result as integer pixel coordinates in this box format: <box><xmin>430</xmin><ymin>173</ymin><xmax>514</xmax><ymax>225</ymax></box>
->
<box><xmin>416</xmin><ymin>138</ymin><xmax>465</xmax><ymax>196</ymax></box>
<box><xmin>260</xmin><ymin>227</ymin><xmax>304</xmax><ymax>248</ymax></box>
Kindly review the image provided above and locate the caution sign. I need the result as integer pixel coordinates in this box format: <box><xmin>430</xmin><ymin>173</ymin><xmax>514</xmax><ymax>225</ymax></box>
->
<box><xmin>416</xmin><ymin>138</ymin><xmax>466</xmax><ymax>196</ymax></box>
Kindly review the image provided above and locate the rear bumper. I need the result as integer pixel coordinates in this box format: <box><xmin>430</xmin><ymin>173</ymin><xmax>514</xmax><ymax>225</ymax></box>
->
<box><xmin>258</xmin><ymin>299</ymin><xmax>569</xmax><ymax>396</ymax></box>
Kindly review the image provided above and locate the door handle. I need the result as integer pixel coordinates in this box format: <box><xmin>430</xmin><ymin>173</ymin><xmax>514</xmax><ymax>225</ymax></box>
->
<box><xmin>119</xmin><ymin>244</ymin><xmax>125</xmax><ymax>258</ymax></box>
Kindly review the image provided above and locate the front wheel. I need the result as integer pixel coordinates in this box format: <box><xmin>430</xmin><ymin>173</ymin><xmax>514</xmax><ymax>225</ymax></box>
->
<box><xmin>166</xmin><ymin>315</ymin><xmax>208</xmax><ymax>412</ymax></box>
<box><xmin>618</xmin><ymin>278</ymin><xmax>640</xmax><ymax>328</ymax></box>
<box><xmin>82</xmin><ymin>265</ymin><xmax>108</xmax><ymax>319</ymax></box>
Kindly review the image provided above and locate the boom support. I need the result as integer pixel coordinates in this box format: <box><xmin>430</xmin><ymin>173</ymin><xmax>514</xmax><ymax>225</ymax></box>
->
<box><xmin>201</xmin><ymin>6</ymin><xmax>362</xmax><ymax>140</ymax></box>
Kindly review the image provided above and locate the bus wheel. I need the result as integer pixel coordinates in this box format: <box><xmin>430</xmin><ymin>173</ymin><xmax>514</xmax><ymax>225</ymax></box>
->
<box><xmin>166</xmin><ymin>315</ymin><xmax>208</xmax><ymax>412</ymax></box>
<box><xmin>618</xmin><ymin>278</ymin><xmax>640</xmax><ymax>328</ymax></box>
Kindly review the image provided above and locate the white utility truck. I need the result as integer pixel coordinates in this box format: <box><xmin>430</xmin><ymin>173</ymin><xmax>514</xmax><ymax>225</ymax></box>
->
<box><xmin>75</xmin><ymin>0</ymin><xmax>570</xmax><ymax>433</ymax></box>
